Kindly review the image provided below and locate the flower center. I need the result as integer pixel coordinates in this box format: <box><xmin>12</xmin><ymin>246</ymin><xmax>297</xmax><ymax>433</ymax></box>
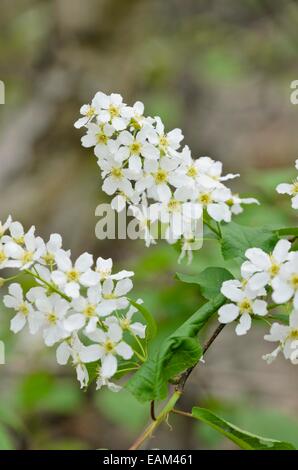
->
<box><xmin>288</xmin><ymin>329</ymin><xmax>298</xmax><ymax>340</ymax></box>
<box><xmin>120</xmin><ymin>318</ymin><xmax>131</xmax><ymax>330</ymax></box>
<box><xmin>104</xmin><ymin>340</ymin><xmax>115</xmax><ymax>353</ymax></box>
<box><xmin>111</xmin><ymin>167</ymin><xmax>123</xmax><ymax>179</ymax></box>
<box><xmin>238</xmin><ymin>298</ymin><xmax>252</xmax><ymax>313</ymax></box>
<box><xmin>269</xmin><ymin>263</ymin><xmax>280</xmax><ymax>277</ymax></box>
<box><xmin>130</xmin><ymin>142</ymin><xmax>141</xmax><ymax>155</ymax></box>
<box><xmin>291</xmin><ymin>274</ymin><xmax>298</xmax><ymax>289</ymax></box>
<box><xmin>67</xmin><ymin>269</ymin><xmax>80</xmax><ymax>282</ymax></box>
<box><xmin>19</xmin><ymin>303</ymin><xmax>29</xmax><ymax>315</ymax></box>
<box><xmin>14</xmin><ymin>236</ymin><xmax>24</xmax><ymax>244</ymax></box>
<box><xmin>47</xmin><ymin>312</ymin><xmax>57</xmax><ymax>324</ymax></box>
<box><xmin>22</xmin><ymin>251</ymin><xmax>33</xmax><ymax>265</ymax></box>
<box><xmin>292</xmin><ymin>181</ymin><xmax>298</xmax><ymax>194</ymax></box>
<box><xmin>187</xmin><ymin>166</ymin><xmax>197</xmax><ymax>177</ymax></box>
<box><xmin>159</xmin><ymin>135</ymin><xmax>168</xmax><ymax>148</ymax></box>
<box><xmin>43</xmin><ymin>252</ymin><xmax>55</xmax><ymax>267</ymax></box>
<box><xmin>84</xmin><ymin>304</ymin><xmax>96</xmax><ymax>317</ymax></box>
<box><xmin>154</xmin><ymin>169</ymin><xmax>168</xmax><ymax>184</ymax></box>
<box><xmin>109</xmin><ymin>105</ymin><xmax>120</xmax><ymax>118</ymax></box>
<box><xmin>167</xmin><ymin>199</ymin><xmax>180</xmax><ymax>212</ymax></box>
<box><xmin>86</xmin><ymin>106</ymin><xmax>95</xmax><ymax>118</ymax></box>
<box><xmin>0</xmin><ymin>251</ymin><xmax>7</xmax><ymax>263</ymax></box>
<box><xmin>198</xmin><ymin>193</ymin><xmax>212</xmax><ymax>205</ymax></box>
<box><xmin>103</xmin><ymin>293</ymin><xmax>116</xmax><ymax>300</ymax></box>
<box><xmin>96</xmin><ymin>132</ymin><xmax>108</xmax><ymax>145</ymax></box>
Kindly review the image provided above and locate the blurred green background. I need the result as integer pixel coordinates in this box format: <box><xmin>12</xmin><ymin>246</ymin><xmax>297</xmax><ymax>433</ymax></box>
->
<box><xmin>1</xmin><ymin>0</ymin><xmax>298</xmax><ymax>450</ymax></box>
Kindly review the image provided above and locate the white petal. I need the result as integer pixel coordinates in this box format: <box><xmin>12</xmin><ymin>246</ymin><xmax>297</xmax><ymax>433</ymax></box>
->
<box><xmin>115</xmin><ymin>341</ymin><xmax>133</xmax><ymax>359</ymax></box>
<box><xmin>218</xmin><ymin>304</ymin><xmax>239</xmax><ymax>323</ymax></box>
<box><xmin>235</xmin><ymin>312</ymin><xmax>251</xmax><ymax>336</ymax></box>
<box><xmin>64</xmin><ymin>314</ymin><xmax>85</xmax><ymax>332</ymax></box>
<box><xmin>75</xmin><ymin>252</ymin><xmax>93</xmax><ymax>272</ymax></box>
<box><xmin>80</xmin><ymin>345</ymin><xmax>102</xmax><ymax>363</ymax></box>
<box><xmin>10</xmin><ymin>313</ymin><xmax>26</xmax><ymax>333</ymax></box>
<box><xmin>114</xmin><ymin>278</ymin><xmax>133</xmax><ymax>297</ymax></box>
<box><xmin>101</xmin><ymin>354</ymin><xmax>117</xmax><ymax>378</ymax></box>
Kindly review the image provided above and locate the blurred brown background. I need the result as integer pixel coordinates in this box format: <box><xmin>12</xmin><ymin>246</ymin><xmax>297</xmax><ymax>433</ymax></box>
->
<box><xmin>1</xmin><ymin>0</ymin><xmax>298</xmax><ymax>450</ymax></box>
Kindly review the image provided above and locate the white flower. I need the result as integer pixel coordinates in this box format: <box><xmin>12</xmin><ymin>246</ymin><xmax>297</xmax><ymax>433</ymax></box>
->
<box><xmin>93</xmin><ymin>92</ymin><xmax>130</xmax><ymax>130</ymax></box>
<box><xmin>100</xmin><ymin>155</ymin><xmax>134</xmax><ymax>197</ymax></box>
<box><xmin>2</xmin><ymin>220</ymin><xmax>25</xmax><ymax>244</ymax></box>
<box><xmin>129</xmin><ymin>203</ymin><xmax>159</xmax><ymax>247</ymax></box>
<box><xmin>228</xmin><ymin>194</ymin><xmax>259</xmax><ymax>215</ymax></box>
<box><xmin>80</xmin><ymin>324</ymin><xmax>133</xmax><ymax>378</ymax></box>
<box><xmin>74</xmin><ymin>96</ymin><xmax>100</xmax><ymax>129</ymax></box>
<box><xmin>271</xmin><ymin>252</ymin><xmax>298</xmax><ymax>308</ymax></box>
<box><xmin>41</xmin><ymin>233</ymin><xmax>63</xmax><ymax>267</ymax></box>
<box><xmin>276</xmin><ymin>178</ymin><xmax>298</xmax><ymax>209</ymax></box>
<box><xmin>4</xmin><ymin>283</ymin><xmax>41</xmax><ymax>334</ymax></box>
<box><xmin>105</xmin><ymin>302</ymin><xmax>146</xmax><ymax>339</ymax></box>
<box><xmin>118</xmin><ymin>127</ymin><xmax>159</xmax><ymax>164</ymax></box>
<box><xmin>195</xmin><ymin>186</ymin><xmax>232</xmax><ymax>223</ymax></box>
<box><xmin>0</xmin><ymin>215</ymin><xmax>12</xmax><ymax>238</ymax></box>
<box><xmin>52</xmin><ymin>250</ymin><xmax>99</xmax><ymax>299</ymax></box>
<box><xmin>35</xmin><ymin>293</ymin><xmax>69</xmax><ymax>346</ymax></box>
<box><xmin>148</xmin><ymin>116</ymin><xmax>183</xmax><ymax>156</ymax></box>
<box><xmin>263</xmin><ymin>311</ymin><xmax>298</xmax><ymax>364</ymax></box>
<box><xmin>135</xmin><ymin>157</ymin><xmax>180</xmax><ymax>202</ymax></box>
<box><xmin>95</xmin><ymin>257</ymin><xmax>134</xmax><ymax>282</ymax></box>
<box><xmin>99</xmin><ymin>277</ymin><xmax>133</xmax><ymax>315</ymax></box>
<box><xmin>242</xmin><ymin>239</ymin><xmax>291</xmax><ymax>291</ymax></box>
<box><xmin>219</xmin><ymin>279</ymin><xmax>268</xmax><ymax>335</ymax></box>
<box><xmin>96</xmin><ymin>370</ymin><xmax>121</xmax><ymax>392</ymax></box>
<box><xmin>4</xmin><ymin>226</ymin><xmax>45</xmax><ymax>269</ymax></box>
<box><xmin>64</xmin><ymin>286</ymin><xmax>102</xmax><ymax>333</ymax></box>
<box><xmin>81</xmin><ymin>123</ymin><xmax>115</xmax><ymax>159</ymax></box>
<box><xmin>56</xmin><ymin>335</ymin><xmax>89</xmax><ymax>388</ymax></box>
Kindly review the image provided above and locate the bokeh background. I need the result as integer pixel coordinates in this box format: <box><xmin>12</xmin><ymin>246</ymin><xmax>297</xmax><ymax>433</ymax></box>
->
<box><xmin>1</xmin><ymin>0</ymin><xmax>298</xmax><ymax>450</ymax></box>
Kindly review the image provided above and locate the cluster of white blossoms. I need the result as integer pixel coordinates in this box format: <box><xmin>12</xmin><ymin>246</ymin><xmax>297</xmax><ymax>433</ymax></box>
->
<box><xmin>276</xmin><ymin>159</ymin><xmax>298</xmax><ymax>209</ymax></box>
<box><xmin>218</xmin><ymin>237</ymin><xmax>298</xmax><ymax>365</ymax></box>
<box><xmin>75</xmin><ymin>92</ymin><xmax>258</xmax><ymax>261</ymax></box>
<box><xmin>0</xmin><ymin>215</ymin><xmax>146</xmax><ymax>390</ymax></box>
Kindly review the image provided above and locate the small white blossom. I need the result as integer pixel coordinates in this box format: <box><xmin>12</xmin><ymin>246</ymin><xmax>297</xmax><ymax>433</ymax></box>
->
<box><xmin>80</xmin><ymin>324</ymin><xmax>133</xmax><ymax>378</ymax></box>
<box><xmin>263</xmin><ymin>311</ymin><xmax>298</xmax><ymax>364</ymax></box>
<box><xmin>219</xmin><ymin>279</ymin><xmax>268</xmax><ymax>335</ymax></box>
<box><xmin>52</xmin><ymin>250</ymin><xmax>99</xmax><ymax>299</ymax></box>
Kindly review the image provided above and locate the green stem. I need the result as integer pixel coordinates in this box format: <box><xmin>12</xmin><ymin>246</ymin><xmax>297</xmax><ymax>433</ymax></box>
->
<box><xmin>24</xmin><ymin>269</ymin><xmax>71</xmax><ymax>302</ymax></box>
<box><xmin>203</xmin><ymin>218</ymin><xmax>221</xmax><ymax>239</ymax></box>
<box><xmin>129</xmin><ymin>390</ymin><xmax>182</xmax><ymax>450</ymax></box>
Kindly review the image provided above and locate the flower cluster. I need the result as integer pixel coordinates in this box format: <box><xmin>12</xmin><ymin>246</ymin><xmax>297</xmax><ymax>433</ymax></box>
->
<box><xmin>76</xmin><ymin>92</ymin><xmax>258</xmax><ymax>262</ymax></box>
<box><xmin>218</xmin><ymin>237</ymin><xmax>298</xmax><ymax>365</ymax></box>
<box><xmin>276</xmin><ymin>159</ymin><xmax>298</xmax><ymax>209</ymax></box>
<box><xmin>0</xmin><ymin>215</ymin><xmax>146</xmax><ymax>390</ymax></box>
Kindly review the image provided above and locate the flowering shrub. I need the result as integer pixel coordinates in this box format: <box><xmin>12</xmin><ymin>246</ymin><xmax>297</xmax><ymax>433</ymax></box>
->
<box><xmin>1</xmin><ymin>93</ymin><xmax>298</xmax><ymax>450</ymax></box>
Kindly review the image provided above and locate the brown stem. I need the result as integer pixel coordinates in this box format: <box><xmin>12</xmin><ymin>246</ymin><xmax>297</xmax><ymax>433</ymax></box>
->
<box><xmin>176</xmin><ymin>322</ymin><xmax>225</xmax><ymax>393</ymax></box>
<box><xmin>150</xmin><ymin>400</ymin><xmax>156</xmax><ymax>421</ymax></box>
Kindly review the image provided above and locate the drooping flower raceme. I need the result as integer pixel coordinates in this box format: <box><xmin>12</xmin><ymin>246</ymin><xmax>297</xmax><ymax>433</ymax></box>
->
<box><xmin>76</xmin><ymin>92</ymin><xmax>258</xmax><ymax>262</ymax></box>
<box><xmin>0</xmin><ymin>216</ymin><xmax>145</xmax><ymax>390</ymax></box>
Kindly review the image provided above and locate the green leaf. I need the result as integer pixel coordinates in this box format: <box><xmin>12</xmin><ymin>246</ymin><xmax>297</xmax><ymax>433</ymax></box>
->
<box><xmin>277</xmin><ymin>227</ymin><xmax>298</xmax><ymax>238</ymax></box>
<box><xmin>221</xmin><ymin>222</ymin><xmax>278</xmax><ymax>260</ymax></box>
<box><xmin>176</xmin><ymin>267</ymin><xmax>233</xmax><ymax>300</ymax></box>
<box><xmin>126</xmin><ymin>294</ymin><xmax>225</xmax><ymax>402</ymax></box>
<box><xmin>192</xmin><ymin>407</ymin><xmax>296</xmax><ymax>450</ymax></box>
<box><xmin>128</xmin><ymin>298</ymin><xmax>157</xmax><ymax>340</ymax></box>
